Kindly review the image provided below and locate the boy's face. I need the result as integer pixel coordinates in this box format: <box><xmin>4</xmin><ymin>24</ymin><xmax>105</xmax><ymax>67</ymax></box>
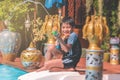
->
<box><xmin>61</xmin><ymin>23</ymin><xmax>73</xmax><ymax>37</ymax></box>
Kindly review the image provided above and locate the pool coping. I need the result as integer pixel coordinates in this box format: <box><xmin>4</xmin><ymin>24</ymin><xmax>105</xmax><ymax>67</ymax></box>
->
<box><xmin>1</xmin><ymin>56</ymin><xmax>120</xmax><ymax>74</ymax></box>
<box><xmin>1</xmin><ymin>58</ymin><xmax>38</xmax><ymax>72</ymax></box>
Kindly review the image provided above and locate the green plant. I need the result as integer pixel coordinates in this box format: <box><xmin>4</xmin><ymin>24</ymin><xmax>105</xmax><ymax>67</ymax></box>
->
<box><xmin>0</xmin><ymin>0</ymin><xmax>33</xmax><ymax>31</ymax></box>
<box><xmin>101</xmin><ymin>34</ymin><xmax>110</xmax><ymax>52</ymax></box>
<box><xmin>110</xmin><ymin>23</ymin><xmax>120</xmax><ymax>37</ymax></box>
<box><xmin>100</xmin><ymin>0</ymin><xmax>120</xmax><ymax>52</ymax></box>
<box><xmin>103</xmin><ymin>0</ymin><xmax>119</xmax><ymax>37</ymax></box>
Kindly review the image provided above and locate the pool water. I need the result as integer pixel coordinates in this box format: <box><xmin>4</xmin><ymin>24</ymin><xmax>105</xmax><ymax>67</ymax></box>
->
<box><xmin>0</xmin><ymin>64</ymin><xmax>28</xmax><ymax>80</ymax></box>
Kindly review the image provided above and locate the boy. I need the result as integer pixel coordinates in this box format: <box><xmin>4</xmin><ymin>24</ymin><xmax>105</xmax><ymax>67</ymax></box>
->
<box><xmin>37</xmin><ymin>16</ymin><xmax>82</xmax><ymax>71</ymax></box>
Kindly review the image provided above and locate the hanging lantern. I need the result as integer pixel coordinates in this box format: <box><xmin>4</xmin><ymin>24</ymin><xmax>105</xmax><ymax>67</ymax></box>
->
<box><xmin>25</xmin><ymin>13</ymin><xmax>31</xmax><ymax>31</ymax></box>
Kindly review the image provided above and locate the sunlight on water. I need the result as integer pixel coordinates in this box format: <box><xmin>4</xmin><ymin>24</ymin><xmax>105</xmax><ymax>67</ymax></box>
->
<box><xmin>0</xmin><ymin>64</ymin><xmax>27</xmax><ymax>80</ymax></box>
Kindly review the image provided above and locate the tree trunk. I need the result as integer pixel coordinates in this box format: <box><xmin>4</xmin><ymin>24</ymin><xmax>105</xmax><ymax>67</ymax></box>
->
<box><xmin>85</xmin><ymin>0</ymin><xmax>93</xmax><ymax>15</ymax></box>
<box><xmin>117</xmin><ymin>0</ymin><xmax>120</xmax><ymax>26</ymax></box>
<box><xmin>98</xmin><ymin>0</ymin><xmax>103</xmax><ymax>16</ymax></box>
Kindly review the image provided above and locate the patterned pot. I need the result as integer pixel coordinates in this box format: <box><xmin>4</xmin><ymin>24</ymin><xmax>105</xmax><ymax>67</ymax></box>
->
<box><xmin>20</xmin><ymin>47</ymin><xmax>43</xmax><ymax>69</ymax></box>
<box><xmin>86</xmin><ymin>49</ymin><xmax>104</xmax><ymax>80</ymax></box>
<box><xmin>110</xmin><ymin>37</ymin><xmax>120</xmax><ymax>65</ymax></box>
<box><xmin>0</xmin><ymin>29</ymin><xmax>21</xmax><ymax>62</ymax></box>
<box><xmin>110</xmin><ymin>47</ymin><xmax>119</xmax><ymax>65</ymax></box>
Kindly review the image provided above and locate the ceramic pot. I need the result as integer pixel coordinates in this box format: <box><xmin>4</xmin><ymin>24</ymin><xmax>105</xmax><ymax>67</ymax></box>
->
<box><xmin>110</xmin><ymin>47</ymin><xmax>119</xmax><ymax>65</ymax></box>
<box><xmin>86</xmin><ymin>49</ymin><xmax>104</xmax><ymax>80</ymax></box>
<box><xmin>20</xmin><ymin>47</ymin><xmax>43</xmax><ymax>69</ymax></box>
<box><xmin>0</xmin><ymin>29</ymin><xmax>21</xmax><ymax>62</ymax></box>
<box><xmin>110</xmin><ymin>37</ymin><xmax>120</xmax><ymax>65</ymax></box>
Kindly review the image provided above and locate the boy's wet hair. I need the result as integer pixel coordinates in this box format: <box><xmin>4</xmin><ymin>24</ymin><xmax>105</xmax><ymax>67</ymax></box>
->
<box><xmin>61</xmin><ymin>16</ymin><xmax>75</xmax><ymax>27</ymax></box>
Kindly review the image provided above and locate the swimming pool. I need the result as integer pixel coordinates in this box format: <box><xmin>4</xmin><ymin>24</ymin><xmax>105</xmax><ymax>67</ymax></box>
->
<box><xmin>0</xmin><ymin>64</ymin><xmax>28</xmax><ymax>80</ymax></box>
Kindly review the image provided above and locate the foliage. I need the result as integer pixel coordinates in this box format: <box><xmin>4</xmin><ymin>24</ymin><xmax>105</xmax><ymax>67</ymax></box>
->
<box><xmin>103</xmin><ymin>0</ymin><xmax>119</xmax><ymax>37</ymax></box>
<box><xmin>101</xmin><ymin>34</ymin><xmax>110</xmax><ymax>52</ymax></box>
<box><xmin>0</xmin><ymin>0</ymin><xmax>33</xmax><ymax>31</ymax></box>
<box><xmin>91</xmin><ymin>0</ymin><xmax>120</xmax><ymax>37</ymax></box>
<box><xmin>93</xmin><ymin>0</ymin><xmax>98</xmax><ymax>14</ymax></box>
<box><xmin>100</xmin><ymin>0</ymin><xmax>120</xmax><ymax>51</ymax></box>
<box><xmin>85</xmin><ymin>0</ymin><xmax>93</xmax><ymax>15</ymax></box>
<box><xmin>31</xmin><ymin>17</ymin><xmax>45</xmax><ymax>43</ymax></box>
<box><xmin>110</xmin><ymin>23</ymin><xmax>120</xmax><ymax>37</ymax></box>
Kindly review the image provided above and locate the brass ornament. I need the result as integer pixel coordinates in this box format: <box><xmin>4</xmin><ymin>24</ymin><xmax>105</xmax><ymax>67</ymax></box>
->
<box><xmin>82</xmin><ymin>15</ymin><xmax>109</xmax><ymax>50</ymax></box>
<box><xmin>35</xmin><ymin>15</ymin><xmax>61</xmax><ymax>44</ymax></box>
<box><xmin>20</xmin><ymin>47</ymin><xmax>43</xmax><ymax>69</ymax></box>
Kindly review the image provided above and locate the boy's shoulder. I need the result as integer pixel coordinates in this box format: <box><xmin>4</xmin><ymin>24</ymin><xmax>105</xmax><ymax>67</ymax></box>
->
<box><xmin>70</xmin><ymin>32</ymin><xmax>78</xmax><ymax>37</ymax></box>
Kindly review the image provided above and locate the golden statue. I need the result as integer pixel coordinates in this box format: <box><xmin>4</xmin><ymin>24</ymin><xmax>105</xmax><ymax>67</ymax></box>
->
<box><xmin>38</xmin><ymin>15</ymin><xmax>61</xmax><ymax>44</ymax></box>
<box><xmin>82</xmin><ymin>15</ymin><xmax>109</xmax><ymax>50</ymax></box>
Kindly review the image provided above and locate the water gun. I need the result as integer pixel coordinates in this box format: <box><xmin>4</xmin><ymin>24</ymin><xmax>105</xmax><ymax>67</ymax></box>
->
<box><xmin>52</xmin><ymin>31</ymin><xmax>59</xmax><ymax>37</ymax></box>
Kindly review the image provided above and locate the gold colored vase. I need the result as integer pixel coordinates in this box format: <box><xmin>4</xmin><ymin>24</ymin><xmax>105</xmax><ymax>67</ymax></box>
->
<box><xmin>87</xmin><ymin>36</ymin><xmax>101</xmax><ymax>50</ymax></box>
<box><xmin>103</xmin><ymin>52</ymin><xmax>110</xmax><ymax>62</ymax></box>
<box><xmin>110</xmin><ymin>48</ymin><xmax>119</xmax><ymax>65</ymax></box>
<box><xmin>20</xmin><ymin>47</ymin><xmax>43</xmax><ymax>69</ymax></box>
<box><xmin>82</xmin><ymin>15</ymin><xmax>109</xmax><ymax>50</ymax></box>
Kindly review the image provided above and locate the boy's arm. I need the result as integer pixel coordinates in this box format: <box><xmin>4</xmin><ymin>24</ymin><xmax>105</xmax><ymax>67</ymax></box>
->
<box><xmin>53</xmin><ymin>32</ymin><xmax>71</xmax><ymax>53</ymax></box>
<box><xmin>56</xmin><ymin>36</ymin><xmax>71</xmax><ymax>53</ymax></box>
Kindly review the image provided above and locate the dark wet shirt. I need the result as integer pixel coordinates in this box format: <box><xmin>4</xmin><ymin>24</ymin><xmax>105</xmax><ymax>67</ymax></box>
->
<box><xmin>62</xmin><ymin>32</ymin><xmax>82</xmax><ymax>68</ymax></box>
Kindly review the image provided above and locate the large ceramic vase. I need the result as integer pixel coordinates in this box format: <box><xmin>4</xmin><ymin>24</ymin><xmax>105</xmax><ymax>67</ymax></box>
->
<box><xmin>0</xmin><ymin>29</ymin><xmax>21</xmax><ymax>62</ymax></box>
<box><xmin>86</xmin><ymin>49</ymin><xmax>104</xmax><ymax>80</ymax></box>
<box><xmin>82</xmin><ymin>16</ymin><xmax>109</xmax><ymax>80</ymax></box>
<box><xmin>20</xmin><ymin>47</ymin><xmax>43</xmax><ymax>69</ymax></box>
<box><xmin>85</xmin><ymin>38</ymin><xmax>104</xmax><ymax>80</ymax></box>
<box><xmin>110</xmin><ymin>37</ymin><xmax>120</xmax><ymax>65</ymax></box>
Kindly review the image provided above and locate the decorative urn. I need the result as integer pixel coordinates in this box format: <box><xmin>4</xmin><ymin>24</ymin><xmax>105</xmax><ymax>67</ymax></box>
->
<box><xmin>110</xmin><ymin>37</ymin><xmax>120</xmax><ymax>65</ymax></box>
<box><xmin>20</xmin><ymin>42</ymin><xmax>43</xmax><ymax>69</ymax></box>
<box><xmin>0</xmin><ymin>29</ymin><xmax>21</xmax><ymax>62</ymax></box>
<box><xmin>82</xmin><ymin>15</ymin><xmax>109</xmax><ymax>80</ymax></box>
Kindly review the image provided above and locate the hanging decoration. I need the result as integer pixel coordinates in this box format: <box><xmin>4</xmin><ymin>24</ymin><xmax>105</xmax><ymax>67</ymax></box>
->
<box><xmin>25</xmin><ymin>13</ymin><xmax>31</xmax><ymax>31</ymax></box>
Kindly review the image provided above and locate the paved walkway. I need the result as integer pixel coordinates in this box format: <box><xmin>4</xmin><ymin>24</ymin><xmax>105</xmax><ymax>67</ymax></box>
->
<box><xmin>1</xmin><ymin>54</ymin><xmax>120</xmax><ymax>74</ymax></box>
<box><xmin>0</xmin><ymin>55</ymin><xmax>120</xmax><ymax>74</ymax></box>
